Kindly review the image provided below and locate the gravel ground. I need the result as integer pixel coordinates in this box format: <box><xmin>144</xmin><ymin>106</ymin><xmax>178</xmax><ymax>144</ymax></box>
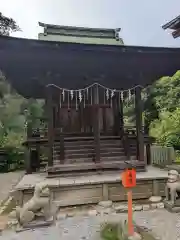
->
<box><xmin>0</xmin><ymin>171</ymin><xmax>24</xmax><ymax>206</ymax></box>
<box><xmin>1</xmin><ymin>209</ymin><xmax>180</xmax><ymax>240</ymax></box>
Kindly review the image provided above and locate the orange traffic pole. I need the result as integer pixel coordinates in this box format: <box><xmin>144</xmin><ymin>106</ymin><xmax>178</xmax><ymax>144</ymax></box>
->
<box><xmin>127</xmin><ymin>189</ymin><xmax>134</xmax><ymax>236</ymax></box>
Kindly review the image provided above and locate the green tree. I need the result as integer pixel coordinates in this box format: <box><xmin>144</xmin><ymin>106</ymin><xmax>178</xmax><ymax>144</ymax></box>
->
<box><xmin>147</xmin><ymin>71</ymin><xmax>180</xmax><ymax>148</ymax></box>
<box><xmin>150</xmin><ymin>109</ymin><xmax>180</xmax><ymax>149</ymax></box>
<box><xmin>0</xmin><ymin>74</ymin><xmax>45</xmax><ymax>171</ymax></box>
<box><xmin>150</xmin><ymin>71</ymin><xmax>180</xmax><ymax>112</ymax></box>
<box><xmin>0</xmin><ymin>12</ymin><xmax>20</xmax><ymax>36</ymax></box>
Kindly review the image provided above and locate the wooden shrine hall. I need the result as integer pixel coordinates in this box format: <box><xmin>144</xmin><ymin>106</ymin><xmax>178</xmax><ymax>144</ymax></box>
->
<box><xmin>0</xmin><ymin>35</ymin><xmax>180</xmax><ymax>176</ymax></box>
<box><xmin>45</xmin><ymin>82</ymin><xmax>146</xmax><ymax>175</ymax></box>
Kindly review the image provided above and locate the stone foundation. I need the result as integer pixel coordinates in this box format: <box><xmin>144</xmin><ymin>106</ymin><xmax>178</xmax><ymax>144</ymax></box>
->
<box><xmin>12</xmin><ymin>167</ymin><xmax>168</xmax><ymax>207</ymax></box>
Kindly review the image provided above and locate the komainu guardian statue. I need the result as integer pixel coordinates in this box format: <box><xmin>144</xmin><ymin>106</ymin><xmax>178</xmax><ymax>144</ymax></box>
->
<box><xmin>164</xmin><ymin>169</ymin><xmax>180</xmax><ymax>212</ymax></box>
<box><xmin>9</xmin><ymin>182</ymin><xmax>53</xmax><ymax>227</ymax></box>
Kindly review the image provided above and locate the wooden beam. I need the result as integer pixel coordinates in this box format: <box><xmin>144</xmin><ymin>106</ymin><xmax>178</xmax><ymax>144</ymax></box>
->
<box><xmin>135</xmin><ymin>86</ymin><xmax>144</xmax><ymax>162</ymax></box>
<box><xmin>93</xmin><ymin>84</ymin><xmax>100</xmax><ymax>162</ymax></box>
<box><xmin>46</xmin><ymin>85</ymin><xmax>54</xmax><ymax>166</ymax></box>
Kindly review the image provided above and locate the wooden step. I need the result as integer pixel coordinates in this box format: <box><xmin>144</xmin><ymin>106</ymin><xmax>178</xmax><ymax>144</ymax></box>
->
<box><xmin>65</xmin><ymin>151</ymin><xmax>125</xmax><ymax>159</ymax></box>
<box><xmin>62</xmin><ymin>143</ymin><xmax>122</xmax><ymax>150</ymax></box>
<box><xmin>63</xmin><ymin>158</ymin><xmax>94</xmax><ymax>164</ymax></box>
<box><xmin>53</xmin><ymin>152</ymin><xmax>127</xmax><ymax>161</ymax></box>
<box><xmin>54</xmin><ymin>145</ymin><xmax>93</xmax><ymax>150</ymax></box>
<box><xmin>48</xmin><ymin>160</ymin><xmax>146</xmax><ymax>177</ymax></box>
<box><xmin>64</xmin><ymin>136</ymin><xmax>121</xmax><ymax>141</ymax></box>
<box><xmin>53</xmin><ymin>143</ymin><xmax>124</xmax><ymax>151</ymax></box>
<box><xmin>64</xmin><ymin>156</ymin><xmax>128</xmax><ymax>164</ymax></box>
<box><xmin>55</xmin><ymin>147</ymin><xmax>125</xmax><ymax>154</ymax></box>
<box><xmin>64</xmin><ymin>139</ymin><xmax>121</xmax><ymax>146</ymax></box>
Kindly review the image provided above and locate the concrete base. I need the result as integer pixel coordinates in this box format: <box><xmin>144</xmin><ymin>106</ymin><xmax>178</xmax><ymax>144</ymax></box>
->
<box><xmin>164</xmin><ymin>200</ymin><xmax>180</xmax><ymax>213</ymax></box>
<box><xmin>12</xmin><ymin>166</ymin><xmax>168</xmax><ymax>207</ymax></box>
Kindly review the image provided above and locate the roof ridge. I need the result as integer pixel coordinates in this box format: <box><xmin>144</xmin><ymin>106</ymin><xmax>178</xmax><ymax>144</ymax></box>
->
<box><xmin>38</xmin><ymin>22</ymin><xmax>120</xmax><ymax>33</ymax></box>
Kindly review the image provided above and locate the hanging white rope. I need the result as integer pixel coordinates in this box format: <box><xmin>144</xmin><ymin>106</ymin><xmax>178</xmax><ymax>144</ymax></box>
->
<box><xmin>46</xmin><ymin>82</ymin><xmax>144</xmax><ymax>93</ymax></box>
<box><xmin>50</xmin><ymin>83</ymin><xmax>144</xmax><ymax>109</ymax></box>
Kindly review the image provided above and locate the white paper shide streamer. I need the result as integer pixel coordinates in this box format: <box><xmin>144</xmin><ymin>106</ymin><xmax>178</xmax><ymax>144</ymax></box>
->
<box><xmin>50</xmin><ymin>83</ymin><xmax>144</xmax><ymax>109</ymax></box>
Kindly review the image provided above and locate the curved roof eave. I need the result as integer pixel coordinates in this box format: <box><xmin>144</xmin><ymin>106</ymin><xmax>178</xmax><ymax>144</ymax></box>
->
<box><xmin>0</xmin><ymin>36</ymin><xmax>180</xmax><ymax>98</ymax></box>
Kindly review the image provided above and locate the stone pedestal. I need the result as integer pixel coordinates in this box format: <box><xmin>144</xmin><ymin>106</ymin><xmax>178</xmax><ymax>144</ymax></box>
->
<box><xmin>16</xmin><ymin>216</ymin><xmax>54</xmax><ymax>232</ymax></box>
<box><xmin>23</xmin><ymin>216</ymin><xmax>54</xmax><ymax>228</ymax></box>
<box><xmin>164</xmin><ymin>200</ymin><xmax>180</xmax><ymax>213</ymax></box>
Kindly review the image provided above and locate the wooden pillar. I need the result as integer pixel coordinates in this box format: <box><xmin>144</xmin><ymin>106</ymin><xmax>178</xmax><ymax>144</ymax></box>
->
<box><xmin>25</xmin><ymin>147</ymin><xmax>31</xmax><ymax>174</ymax></box>
<box><xmin>113</xmin><ymin>94</ymin><xmax>124</xmax><ymax>136</ymax></box>
<box><xmin>57</xmin><ymin>94</ymin><xmax>64</xmax><ymax>163</ymax></box>
<box><xmin>46</xmin><ymin>86</ymin><xmax>54</xmax><ymax>167</ymax></box>
<box><xmin>25</xmin><ymin>122</ymin><xmax>32</xmax><ymax>174</ymax></box>
<box><xmin>112</xmin><ymin>97</ymin><xmax>117</xmax><ymax>135</ymax></box>
<box><xmin>135</xmin><ymin>86</ymin><xmax>144</xmax><ymax>162</ymax></box>
<box><xmin>56</xmin><ymin>102</ymin><xmax>60</xmax><ymax>128</ymax></box>
<box><xmin>102</xmin><ymin>108</ymin><xmax>107</xmax><ymax>134</ymax></box>
<box><xmin>79</xmin><ymin>102</ymin><xmax>84</xmax><ymax>132</ymax></box>
<box><xmin>119</xmin><ymin>94</ymin><xmax>124</xmax><ymax>136</ymax></box>
<box><xmin>93</xmin><ymin>84</ymin><xmax>100</xmax><ymax>162</ymax></box>
<box><xmin>44</xmin><ymin>98</ymin><xmax>48</xmax><ymax>137</ymax></box>
<box><xmin>60</xmin><ymin>134</ymin><xmax>65</xmax><ymax>163</ymax></box>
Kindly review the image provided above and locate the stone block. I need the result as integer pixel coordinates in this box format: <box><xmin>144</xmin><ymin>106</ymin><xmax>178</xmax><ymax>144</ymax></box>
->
<box><xmin>102</xmin><ymin>208</ymin><xmax>113</xmax><ymax>215</ymax></box>
<box><xmin>114</xmin><ymin>204</ymin><xmax>128</xmax><ymax>213</ymax></box>
<box><xmin>142</xmin><ymin>204</ymin><xmax>150</xmax><ymax>211</ymax></box>
<box><xmin>164</xmin><ymin>200</ymin><xmax>180</xmax><ymax>212</ymax></box>
<box><xmin>157</xmin><ymin>202</ymin><xmax>164</xmax><ymax>209</ymax></box>
<box><xmin>98</xmin><ymin>200</ymin><xmax>112</xmax><ymax>208</ymax></box>
<box><xmin>151</xmin><ymin>203</ymin><xmax>157</xmax><ymax>209</ymax></box>
<box><xmin>149</xmin><ymin>196</ymin><xmax>162</xmax><ymax>203</ymax></box>
<box><xmin>133</xmin><ymin>205</ymin><xmax>143</xmax><ymax>211</ymax></box>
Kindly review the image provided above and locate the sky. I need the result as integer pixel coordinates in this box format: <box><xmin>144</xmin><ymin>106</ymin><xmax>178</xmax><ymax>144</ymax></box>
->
<box><xmin>0</xmin><ymin>0</ymin><xmax>180</xmax><ymax>47</ymax></box>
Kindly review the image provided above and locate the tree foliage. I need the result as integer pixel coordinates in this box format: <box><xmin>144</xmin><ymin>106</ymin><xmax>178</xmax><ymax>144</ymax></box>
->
<box><xmin>150</xmin><ymin>109</ymin><xmax>180</xmax><ymax>148</ymax></box>
<box><xmin>0</xmin><ymin>12</ymin><xmax>20</xmax><ymax>36</ymax></box>
<box><xmin>147</xmin><ymin>71</ymin><xmax>180</xmax><ymax>149</ymax></box>
<box><xmin>123</xmin><ymin>70</ymin><xmax>180</xmax><ymax>150</ymax></box>
<box><xmin>0</xmin><ymin>73</ymin><xmax>44</xmax><ymax>171</ymax></box>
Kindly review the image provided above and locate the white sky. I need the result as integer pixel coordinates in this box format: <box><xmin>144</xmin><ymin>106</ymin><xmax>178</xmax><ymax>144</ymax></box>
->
<box><xmin>0</xmin><ymin>0</ymin><xmax>180</xmax><ymax>47</ymax></box>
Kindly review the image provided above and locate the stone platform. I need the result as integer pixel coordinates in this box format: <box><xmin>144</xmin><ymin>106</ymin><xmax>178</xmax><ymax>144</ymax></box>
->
<box><xmin>12</xmin><ymin>166</ymin><xmax>168</xmax><ymax>207</ymax></box>
<box><xmin>164</xmin><ymin>200</ymin><xmax>180</xmax><ymax>213</ymax></box>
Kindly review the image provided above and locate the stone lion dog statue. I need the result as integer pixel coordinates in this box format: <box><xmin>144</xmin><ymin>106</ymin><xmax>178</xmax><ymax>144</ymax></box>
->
<box><xmin>165</xmin><ymin>169</ymin><xmax>180</xmax><ymax>206</ymax></box>
<box><xmin>10</xmin><ymin>182</ymin><xmax>52</xmax><ymax>226</ymax></box>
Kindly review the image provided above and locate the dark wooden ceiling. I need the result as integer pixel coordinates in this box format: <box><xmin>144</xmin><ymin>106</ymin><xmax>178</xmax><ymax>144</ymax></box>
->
<box><xmin>0</xmin><ymin>36</ymin><xmax>180</xmax><ymax>98</ymax></box>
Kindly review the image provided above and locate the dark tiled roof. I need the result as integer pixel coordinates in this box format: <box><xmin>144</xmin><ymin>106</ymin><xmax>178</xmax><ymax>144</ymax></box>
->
<box><xmin>0</xmin><ymin>36</ymin><xmax>180</xmax><ymax>98</ymax></box>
